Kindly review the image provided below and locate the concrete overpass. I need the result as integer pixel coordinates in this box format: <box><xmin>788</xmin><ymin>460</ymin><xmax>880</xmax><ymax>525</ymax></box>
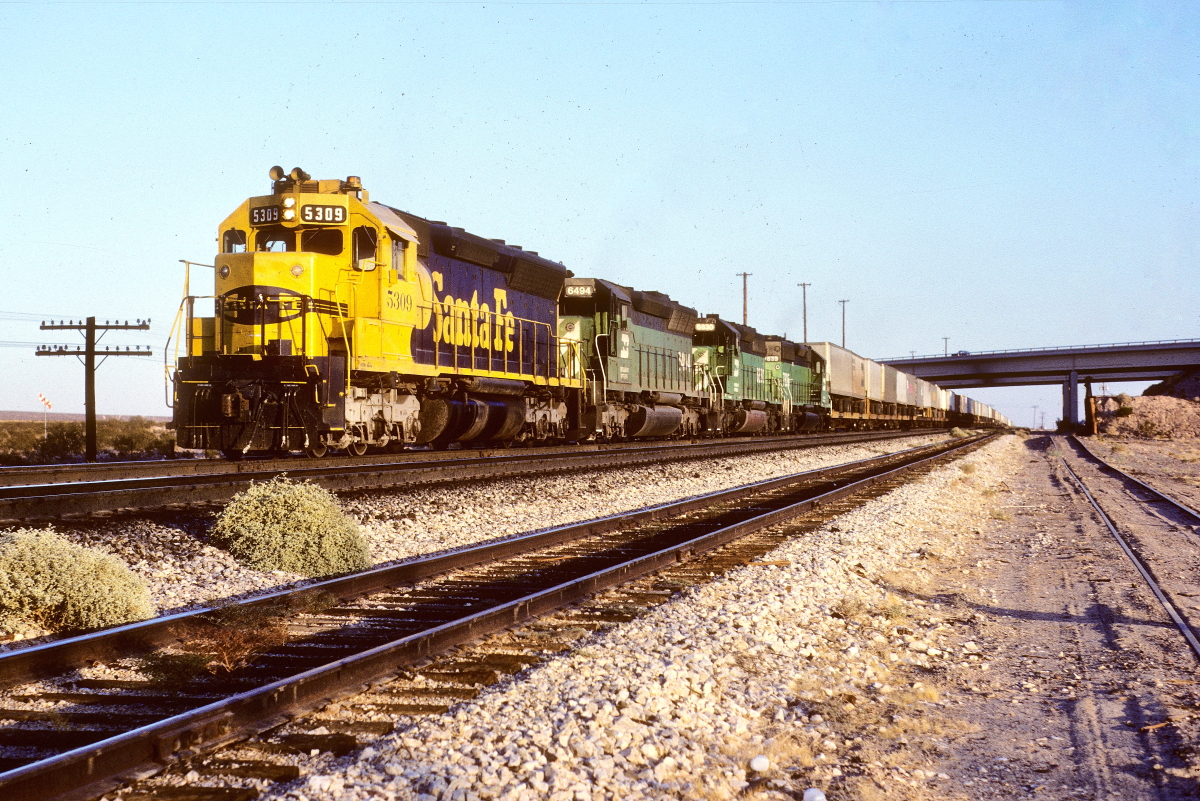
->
<box><xmin>879</xmin><ymin>339</ymin><xmax>1200</xmax><ymax>427</ymax></box>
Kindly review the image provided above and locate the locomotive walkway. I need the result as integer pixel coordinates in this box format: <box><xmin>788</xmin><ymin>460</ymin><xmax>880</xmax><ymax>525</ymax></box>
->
<box><xmin>880</xmin><ymin>338</ymin><xmax>1200</xmax><ymax>428</ymax></box>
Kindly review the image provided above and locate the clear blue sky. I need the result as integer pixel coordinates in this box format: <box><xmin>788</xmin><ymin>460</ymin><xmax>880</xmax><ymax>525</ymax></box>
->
<box><xmin>0</xmin><ymin>0</ymin><xmax>1195</xmax><ymax>426</ymax></box>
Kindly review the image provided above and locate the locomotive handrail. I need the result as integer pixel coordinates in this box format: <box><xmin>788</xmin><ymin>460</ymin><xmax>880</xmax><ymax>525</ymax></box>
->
<box><xmin>165</xmin><ymin>261</ymin><xmax>215</xmax><ymax>408</ymax></box>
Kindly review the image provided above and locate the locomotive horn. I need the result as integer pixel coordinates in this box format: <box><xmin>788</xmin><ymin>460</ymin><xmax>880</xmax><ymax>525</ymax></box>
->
<box><xmin>289</xmin><ymin>167</ymin><xmax>311</xmax><ymax>182</ymax></box>
<box><xmin>269</xmin><ymin>165</ymin><xmax>285</xmax><ymax>181</ymax></box>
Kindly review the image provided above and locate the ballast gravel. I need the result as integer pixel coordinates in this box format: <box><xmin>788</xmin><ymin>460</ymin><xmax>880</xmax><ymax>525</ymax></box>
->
<box><xmin>0</xmin><ymin>434</ymin><xmax>946</xmax><ymax>645</ymax></box>
<box><xmin>251</xmin><ymin>434</ymin><xmax>1025</xmax><ymax>801</ymax></box>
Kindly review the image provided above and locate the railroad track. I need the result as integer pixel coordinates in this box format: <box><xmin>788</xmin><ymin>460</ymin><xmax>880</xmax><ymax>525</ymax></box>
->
<box><xmin>0</xmin><ymin>429</ymin><xmax>936</xmax><ymax>524</ymax></box>
<box><xmin>1054</xmin><ymin>435</ymin><xmax>1200</xmax><ymax>660</ymax></box>
<box><xmin>0</xmin><ymin>432</ymin><xmax>995</xmax><ymax>801</ymax></box>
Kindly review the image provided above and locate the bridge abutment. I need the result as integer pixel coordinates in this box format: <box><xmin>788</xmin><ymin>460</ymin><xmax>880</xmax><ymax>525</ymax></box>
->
<box><xmin>1061</xmin><ymin>370</ymin><xmax>1079</xmax><ymax>430</ymax></box>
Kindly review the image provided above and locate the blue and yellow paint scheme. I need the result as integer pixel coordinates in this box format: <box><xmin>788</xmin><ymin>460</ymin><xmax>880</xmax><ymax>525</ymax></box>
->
<box><xmin>171</xmin><ymin>169</ymin><xmax>581</xmax><ymax>456</ymax></box>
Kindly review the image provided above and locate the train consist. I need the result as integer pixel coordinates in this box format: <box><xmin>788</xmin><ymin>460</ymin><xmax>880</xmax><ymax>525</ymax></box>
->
<box><xmin>169</xmin><ymin>169</ymin><xmax>1010</xmax><ymax>457</ymax></box>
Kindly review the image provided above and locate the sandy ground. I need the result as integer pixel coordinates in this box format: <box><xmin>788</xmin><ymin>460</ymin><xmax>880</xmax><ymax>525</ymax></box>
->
<box><xmin>885</xmin><ymin>435</ymin><xmax>1200</xmax><ymax>799</ymax></box>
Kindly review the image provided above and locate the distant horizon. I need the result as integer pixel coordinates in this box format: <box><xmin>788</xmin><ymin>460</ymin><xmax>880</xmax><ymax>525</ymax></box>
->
<box><xmin>0</xmin><ymin>410</ymin><xmax>171</xmax><ymax>424</ymax></box>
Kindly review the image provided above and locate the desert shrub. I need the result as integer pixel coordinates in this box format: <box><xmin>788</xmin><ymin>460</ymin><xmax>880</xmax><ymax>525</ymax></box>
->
<box><xmin>948</xmin><ymin>427</ymin><xmax>970</xmax><ymax>438</ymax></box>
<box><xmin>830</xmin><ymin>595</ymin><xmax>866</xmax><ymax>620</ymax></box>
<box><xmin>1137</xmin><ymin>420</ymin><xmax>1161</xmax><ymax>437</ymax></box>
<box><xmin>0</xmin><ymin>418</ymin><xmax>175</xmax><ymax>464</ymax></box>
<box><xmin>106</xmin><ymin>417</ymin><xmax>175</xmax><ymax>458</ymax></box>
<box><xmin>959</xmin><ymin>462</ymin><xmax>977</xmax><ymax>474</ymax></box>
<box><xmin>0</xmin><ymin>528</ymin><xmax>154</xmax><ymax>632</ymax></box>
<box><xmin>1116</xmin><ymin>393</ymin><xmax>1134</xmax><ymax>406</ymax></box>
<box><xmin>36</xmin><ymin>423</ymin><xmax>85</xmax><ymax>462</ymax></box>
<box><xmin>1115</xmin><ymin>406</ymin><xmax>1135</xmax><ymax>417</ymax></box>
<box><xmin>139</xmin><ymin>652</ymin><xmax>212</xmax><ymax>685</ymax></box>
<box><xmin>211</xmin><ymin>476</ymin><xmax>370</xmax><ymax>577</ymax></box>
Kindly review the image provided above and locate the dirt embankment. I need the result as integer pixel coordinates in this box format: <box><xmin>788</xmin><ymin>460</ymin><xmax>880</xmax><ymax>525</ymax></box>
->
<box><xmin>1093</xmin><ymin>395</ymin><xmax>1200</xmax><ymax>439</ymax></box>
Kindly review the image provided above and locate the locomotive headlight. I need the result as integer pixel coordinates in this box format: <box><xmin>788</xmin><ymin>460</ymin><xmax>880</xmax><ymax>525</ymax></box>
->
<box><xmin>282</xmin><ymin>197</ymin><xmax>296</xmax><ymax>208</ymax></box>
<box><xmin>218</xmin><ymin>265</ymin><xmax>230</xmax><ymax>279</ymax></box>
<box><xmin>283</xmin><ymin>209</ymin><xmax>296</xmax><ymax>221</ymax></box>
<box><xmin>290</xmin><ymin>264</ymin><xmax>304</xmax><ymax>278</ymax></box>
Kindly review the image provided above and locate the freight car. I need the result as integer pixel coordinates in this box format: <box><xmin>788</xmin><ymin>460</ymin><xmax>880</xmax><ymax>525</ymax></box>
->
<box><xmin>167</xmin><ymin>169</ymin><xmax>1010</xmax><ymax>456</ymax></box>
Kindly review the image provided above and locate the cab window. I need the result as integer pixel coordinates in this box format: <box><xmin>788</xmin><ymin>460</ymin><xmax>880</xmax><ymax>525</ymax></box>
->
<box><xmin>352</xmin><ymin>226</ymin><xmax>378</xmax><ymax>269</ymax></box>
<box><xmin>256</xmin><ymin>226</ymin><xmax>295</xmax><ymax>252</ymax></box>
<box><xmin>222</xmin><ymin>229</ymin><xmax>247</xmax><ymax>253</ymax></box>
<box><xmin>391</xmin><ymin>238</ymin><xmax>407</xmax><ymax>279</ymax></box>
<box><xmin>300</xmin><ymin>229</ymin><xmax>343</xmax><ymax>256</ymax></box>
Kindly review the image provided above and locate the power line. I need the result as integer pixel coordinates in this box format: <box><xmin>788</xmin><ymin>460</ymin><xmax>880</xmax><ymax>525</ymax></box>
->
<box><xmin>38</xmin><ymin>317</ymin><xmax>153</xmax><ymax>461</ymax></box>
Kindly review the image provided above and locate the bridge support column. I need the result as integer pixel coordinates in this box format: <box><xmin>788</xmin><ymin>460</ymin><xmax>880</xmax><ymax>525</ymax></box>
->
<box><xmin>1061</xmin><ymin>370</ymin><xmax>1080</xmax><ymax>430</ymax></box>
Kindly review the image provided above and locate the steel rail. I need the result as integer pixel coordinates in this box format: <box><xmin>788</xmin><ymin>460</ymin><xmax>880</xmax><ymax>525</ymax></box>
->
<box><xmin>1070</xmin><ymin>435</ymin><xmax>1200</xmax><ymax>524</ymax></box>
<box><xmin>0</xmin><ymin>434</ymin><xmax>995</xmax><ymax>801</ymax></box>
<box><xmin>0</xmin><ymin>436</ymin><xmax>967</xmax><ymax>690</ymax></box>
<box><xmin>0</xmin><ymin>430</ymin><xmax>932</xmax><ymax>488</ymax></box>
<box><xmin>0</xmin><ymin>430</ymin><xmax>933</xmax><ymax>523</ymax></box>
<box><xmin>1054</xmin><ymin>440</ymin><xmax>1200</xmax><ymax>661</ymax></box>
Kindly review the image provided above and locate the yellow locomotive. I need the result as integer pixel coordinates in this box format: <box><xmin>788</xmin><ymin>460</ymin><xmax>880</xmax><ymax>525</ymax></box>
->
<box><xmin>170</xmin><ymin>168</ymin><xmax>582</xmax><ymax>456</ymax></box>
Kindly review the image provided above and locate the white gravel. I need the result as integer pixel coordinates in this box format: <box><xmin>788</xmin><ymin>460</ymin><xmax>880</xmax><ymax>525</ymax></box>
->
<box><xmin>0</xmin><ymin>433</ymin><xmax>947</xmax><ymax>647</ymax></box>
<box><xmin>251</xmin><ymin>434</ymin><xmax>1025</xmax><ymax>801</ymax></box>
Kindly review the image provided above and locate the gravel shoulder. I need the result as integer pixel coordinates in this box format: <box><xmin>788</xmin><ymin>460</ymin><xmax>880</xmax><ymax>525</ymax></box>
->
<box><xmin>227</xmin><ymin>432</ymin><xmax>1200</xmax><ymax>801</ymax></box>
<box><xmin>230</xmin><ymin>434</ymin><xmax>1023</xmax><ymax>801</ymax></box>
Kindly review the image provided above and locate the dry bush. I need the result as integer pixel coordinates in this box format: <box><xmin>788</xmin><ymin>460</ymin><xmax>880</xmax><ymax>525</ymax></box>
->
<box><xmin>141</xmin><ymin>601</ymin><xmax>293</xmax><ymax>681</ymax></box>
<box><xmin>989</xmin><ymin>509</ymin><xmax>1013</xmax><ymax>521</ymax></box>
<box><xmin>139</xmin><ymin>652</ymin><xmax>212</xmax><ymax>684</ymax></box>
<box><xmin>875</xmin><ymin>594</ymin><xmax>907</xmax><ymax>622</ymax></box>
<box><xmin>874</xmin><ymin>569</ymin><xmax>929</xmax><ymax>596</ymax></box>
<box><xmin>831</xmin><ymin>596</ymin><xmax>867</xmax><ymax>620</ymax></box>
<box><xmin>0</xmin><ymin>528</ymin><xmax>153</xmax><ymax>632</ymax></box>
<box><xmin>185</xmin><ymin>603</ymin><xmax>291</xmax><ymax>672</ymax></box>
<box><xmin>958</xmin><ymin>462</ymin><xmax>977</xmax><ymax>474</ymax></box>
<box><xmin>948</xmin><ymin>427</ymin><xmax>970</xmax><ymax>439</ymax></box>
<box><xmin>212</xmin><ymin>476</ymin><xmax>370</xmax><ymax>577</ymax></box>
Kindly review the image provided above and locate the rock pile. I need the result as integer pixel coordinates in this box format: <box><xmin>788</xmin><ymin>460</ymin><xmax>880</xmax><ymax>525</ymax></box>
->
<box><xmin>1094</xmin><ymin>395</ymin><xmax>1200</xmax><ymax>439</ymax></box>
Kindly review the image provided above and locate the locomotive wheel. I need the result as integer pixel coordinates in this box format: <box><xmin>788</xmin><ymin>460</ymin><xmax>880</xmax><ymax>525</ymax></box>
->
<box><xmin>346</xmin><ymin>441</ymin><xmax>368</xmax><ymax>457</ymax></box>
<box><xmin>304</xmin><ymin>442</ymin><xmax>328</xmax><ymax>458</ymax></box>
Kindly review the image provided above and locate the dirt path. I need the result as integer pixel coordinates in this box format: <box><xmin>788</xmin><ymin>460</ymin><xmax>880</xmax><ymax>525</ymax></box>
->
<box><xmin>895</xmin><ymin>435</ymin><xmax>1200</xmax><ymax>799</ymax></box>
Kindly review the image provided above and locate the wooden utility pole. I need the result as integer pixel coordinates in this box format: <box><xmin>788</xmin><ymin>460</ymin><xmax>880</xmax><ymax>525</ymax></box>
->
<box><xmin>797</xmin><ymin>283</ymin><xmax>811</xmax><ymax>343</ymax></box>
<box><xmin>838</xmin><ymin>299</ymin><xmax>849</xmax><ymax>348</ymax></box>
<box><xmin>37</xmin><ymin>317</ymin><xmax>152</xmax><ymax>462</ymax></box>
<box><xmin>736</xmin><ymin>272</ymin><xmax>752</xmax><ymax>325</ymax></box>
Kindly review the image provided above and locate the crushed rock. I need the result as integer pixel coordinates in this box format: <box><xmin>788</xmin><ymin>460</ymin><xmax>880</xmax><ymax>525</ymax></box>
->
<box><xmin>0</xmin><ymin>434</ymin><xmax>946</xmax><ymax>647</ymax></box>
<box><xmin>255</xmin><ymin>435</ymin><xmax>1024</xmax><ymax>801</ymax></box>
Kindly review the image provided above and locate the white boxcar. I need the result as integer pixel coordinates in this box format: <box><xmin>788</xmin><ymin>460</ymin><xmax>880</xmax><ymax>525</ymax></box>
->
<box><xmin>808</xmin><ymin>342</ymin><xmax>868</xmax><ymax>400</ymax></box>
<box><xmin>883</xmin><ymin>365</ymin><xmax>900</xmax><ymax>404</ymax></box>
<box><xmin>867</xmin><ymin>360</ymin><xmax>885</xmax><ymax>402</ymax></box>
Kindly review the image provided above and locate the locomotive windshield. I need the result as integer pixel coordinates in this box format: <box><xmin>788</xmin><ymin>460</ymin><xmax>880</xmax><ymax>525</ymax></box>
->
<box><xmin>256</xmin><ymin>226</ymin><xmax>295</xmax><ymax>252</ymax></box>
<box><xmin>222</xmin><ymin>229</ymin><xmax>247</xmax><ymax>253</ymax></box>
<box><xmin>300</xmin><ymin>229</ymin><xmax>343</xmax><ymax>255</ymax></box>
<box><xmin>694</xmin><ymin>327</ymin><xmax>735</xmax><ymax>351</ymax></box>
<box><xmin>252</xmin><ymin>227</ymin><xmax>346</xmax><ymax>255</ymax></box>
<box><xmin>560</xmin><ymin>297</ymin><xmax>596</xmax><ymax>317</ymax></box>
